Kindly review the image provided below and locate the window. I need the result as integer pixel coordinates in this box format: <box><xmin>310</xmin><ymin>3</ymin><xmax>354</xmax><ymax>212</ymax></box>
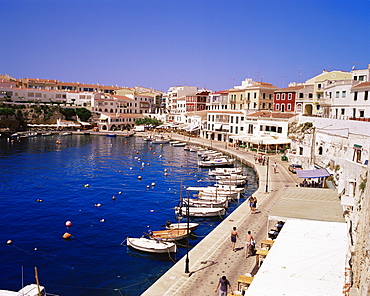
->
<box><xmin>354</xmin><ymin>92</ymin><xmax>358</xmax><ymax>101</ymax></box>
<box><xmin>276</xmin><ymin>94</ymin><xmax>280</xmax><ymax>100</ymax></box>
<box><xmin>309</xmin><ymin>93</ymin><xmax>313</xmax><ymax>98</ymax></box>
<box><xmin>230</xmin><ymin>116</ymin><xmax>233</xmax><ymax>123</ymax></box>
<box><xmin>263</xmin><ymin>93</ymin><xmax>266</xmax><ymax>99</ymax></box>
<box><xmin>282</xmin><ymin>94</ymin><xmax>285</xmax><ymax>100</ymax></box>
<box><xmin>275</xmin><ymin>103</ymin><xmax>280</xmax><ymax>110</ymax></box>
<box><xmin>236</xmin><ymin>117</ymin><xmax>239</xmax><ymax>124</ymax></box>
<box><xmin>318</xmin><ymin>83</ymin><xmax>322</xmax><ymax>89</ymax></box>
<box><xmin>287</xmin><ymin>103</ymin><xmax>291</xmax><ymax>111</ymax></box>
<box><xmin>360</xmin><ymin>110</ymin><xmax>365</xmax><ymax>117</ymax></box>
<box><xmin>269</xmin><ymin>94</ymin><xmax>272</xmax><ymax>99</ymax></box>
<box><xmin>359</xmin><ymin>75</ymin><xmax>365</xmax><ymax>81</ymax></box>
<box><xmin>299</xmin><ymin>93</ymin><xmax>304</xmax><ymax>98</ymax></box>
<box><xmin>254</xmin><ymin>93</ymin><xmax>256</xmax><ymax>99</ymax></box>
<box><xmin>336</xmin><ymin>91</ymin><xmax>340</xmax><ymax>98</ymax></box>
<box><xmin>288</xmin><ymin>93</ymin><xmax>292</xmax><ymax>100</ymax></box>
<box><xmin>341</xmin><ymin>109</ymin><xmax>345</xmax><ymax>115</ymax></box>
<box><xmin>278</xmin><ymin>127</ymin><xmax>282</xmax><ymax>133</ymax></box>
<box><xmin>342</xmin><ymin>91</ymin><xmax>346</xmax><ymax>98</ymax></box>
<box><xmin>299</xmin><ymin>147</ymin><xmax>303</xmax><ymax>155</ymax></box>
<box><xmin>365</xmin><ymin>91</ymin><xmax>368</xmax><ymax>101</ymax></box>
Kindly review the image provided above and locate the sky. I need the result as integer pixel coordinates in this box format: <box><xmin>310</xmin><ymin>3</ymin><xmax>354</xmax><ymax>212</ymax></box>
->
<box><xmin>1</xmin><ymin>0</ymin><xmax>370</xmax><ymax>92</ymax></box>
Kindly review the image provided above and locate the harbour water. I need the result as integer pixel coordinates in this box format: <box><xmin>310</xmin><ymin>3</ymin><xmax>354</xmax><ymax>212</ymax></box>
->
<box><xmin>0</xmin><ymin>134</ymin><xmax>257</xmax><ymax>295</ymax></box>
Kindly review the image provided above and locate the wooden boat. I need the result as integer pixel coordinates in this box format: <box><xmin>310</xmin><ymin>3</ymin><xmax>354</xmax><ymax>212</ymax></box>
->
<box><xmin>152</xmin><ymin>135</ymin><xmax>170</xmax><ymax>144</ymax></box>
<box><xmin>175</xmin><ymin>206</ymin><xmax>226</xmax><ymax>217</ymax></box>
<box><xmin>183</xmin><ymin>197</ymin><xmax>229</xmax><ymax>208</ymax></box>
<box><xmin>126</xmin><ymin>237</ymin><xmax>177</xmax><ymax>253</ymax></box>
<box><xmin>164</xmin><ymin>221</ymin><xmax>199</xmax><ymax>231</ymax></box>
<box><xmin>209</xmin><ymin>167</ymin><xmax>243</xmax><ymax>176</ymax></box>
<box><xmin>106</xmin><ymin>133</ymin><xmax>116</xmax><ymax>137</ymax></box>
<box><xmin>151</xmin><ymin>228</ymin><xmax>189</xmax><ymax>241</ymax></box>
<box><xmin>0</xmin><ymin>284</ymin><xmax>47</xmax><ymax>296</ymax></box>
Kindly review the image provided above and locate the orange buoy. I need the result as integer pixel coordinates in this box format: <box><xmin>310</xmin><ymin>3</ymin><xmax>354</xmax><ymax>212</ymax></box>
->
<box><xmin>62</xmin><ymin>233</ymin><xmax>72</xmax><ymax>240</ymax></box>
<box><xmin>65</xmin><ymin>221</ymin><xmax>72</xmax><ymax>227</ymax></box>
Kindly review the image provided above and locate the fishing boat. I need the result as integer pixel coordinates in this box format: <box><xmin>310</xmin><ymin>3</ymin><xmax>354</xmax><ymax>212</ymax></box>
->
<box><xmin>152</xmin><ymin>135</ymin><xmax>170</xmax><ymax>144</ymax></box>
<box><xmin>183</xmin><ymin>197</ymin><xmax>229</xmax><ymax>208</ymax></box>
<box><xmin>175</xmin><ymin>206</ymin><xmax>226</xmax><ymax>217</ymax></box>
<box><xmin>0</xmin><ymin>284</ymin><xmax>46</xmax><ymax>296</ymax></box>
<box><xmin>216</xmin><ymin>178</ymin><xmax>246</xmax><ymax>186</ymax></box>
<box><xmin>198</xmin><ymin>157</ymin><xmax>234</xmax><ymax>168</ymax></box>
<box><xmin>187</xmin><ymin>185</ymin><xmax>243</xmax><ymax>200</ymax></box>
<box><xmin>151</xmin><ymin>228</ymin><xmax>189</xmax><ymax>241</ymax></box>
<box><xmin>126</xmin><ymin>237</ymin><xmax>177</xmax><ymax>253</ymax></box>
<box><xmin>172</xmin><ymin>142</ymin><xmax>186</xmax><ymax>147</ymax></box>
<box><xmin>208</xmin><ymin>167</ymin><xmax>243</xmax><ymax>176</ymax></box>
<box><xmin>164</xmin><ymin>221</ymin><xmax>199</xmax><ymax>231</ymax></box>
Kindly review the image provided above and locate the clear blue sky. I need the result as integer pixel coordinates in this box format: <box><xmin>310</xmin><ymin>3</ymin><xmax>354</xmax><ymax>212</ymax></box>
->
<box><xmin>1</xmin><ymin>0</ymin><xmax>370</xmax><ymax>92</ymax></box>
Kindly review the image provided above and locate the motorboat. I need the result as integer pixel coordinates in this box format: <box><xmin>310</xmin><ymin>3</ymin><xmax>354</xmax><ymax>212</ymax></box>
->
<box><xmin>152</xmin><ymin>135</ymin><xmax>170</xmax><ymax>144</ymax></box>
<box><xmin>198</xmin><ymin>158</ymin><xmax>234</xmax><ymax>168</ymax></box>
<box><xmin>151</xmin><ymin>228</ymin><xmax>189</xmax><ymax>241</ymax></box>
<box><xmin>60</xmin><ymin>132</ymin><xmax>72</xmax><ymax>136</ymax></box>
<box><xmin>175</xmin><ymin>206</ymin><xmax>226</xmax><ymax>217</ymax></box>
<box><xmin>216</xmin><ymin>178</ymin><xmax>246</xmax><ymax>186</ymax></box>
<box><xmin>183</xmin><ymin>197</ymin><xmax>229</xmax><ymax>208</ymax></box>
<box><xmin>187</xmin><ymin>186</ymin><xmax>243</xmax><ymax>199</ymax></box>
<box><xmin>164</xmin><ymin>221</ymin><xmax>199</xmax><ymax>231</ymax></box>
<box><xmin>172</xmin><ymin>142</ymin><xmax>186</xmax><ymax>147</ymax></box>
<box><xmin>126</xmin><ymin>237</ymin><xmax>177</xmax><ymax>253</ymax></box>
<box><xmin>208</xmin><ymin>167</ymin><xmax>243</xmax><ymax>176</ymax></box>
<box><xmin>216</xmin><ymin>174</ymin><xmax>247</xmax><ymax>181</ymax></box>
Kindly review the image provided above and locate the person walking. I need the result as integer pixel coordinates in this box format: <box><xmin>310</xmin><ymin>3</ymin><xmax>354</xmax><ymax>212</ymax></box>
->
<box><xmin>230</xmin><ymin>227</ymin><xmax>239</xmax><ymax>251</ymax></box>
<box><xmin>248</xmin><ymin>195</ymin><xmax>254</xmax><ymax>213</ymax></box>
<box><xmin>215</xmin><ymin>275</ymin><xmax>233</xmax><ymax>296</ymax></box>
<box><xmin>252</xmin><ymin>196</ymin><xmax>258</xmax><ymax>214</ymax></box>
<box><xmin>273</xmin><ymin>162</ymin><xmax>277</xmax><ymax>174</ymax></box>
<box><xmin>245</xmin><ymin>231</ymin><xmax>255</xmax><ymax>258</ymax></box>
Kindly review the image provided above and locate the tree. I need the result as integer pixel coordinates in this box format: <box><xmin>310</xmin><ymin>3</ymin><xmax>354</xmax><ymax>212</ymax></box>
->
<box><xmin>134</xmin><ymin>117</ymin><xmax>162</xmax><ymax>126</ymax></box>
<box><xmin>76</xmin><ymin>108</ymin><xmax>91</xmax><ymax>122</ymax></box>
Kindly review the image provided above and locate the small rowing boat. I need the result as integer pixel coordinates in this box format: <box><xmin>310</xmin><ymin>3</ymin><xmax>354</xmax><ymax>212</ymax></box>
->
<box><xmin>126</xmin><ymin>237</ymin><xmax>177</xmax><ymax>253</ymax></box>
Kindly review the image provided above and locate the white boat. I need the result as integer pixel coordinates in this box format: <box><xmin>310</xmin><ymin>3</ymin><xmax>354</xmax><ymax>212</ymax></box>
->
<box><xmin>0</xmin><ymin>284</ymin><xmax>46</xmax><ymax>296</ymax></box>
<box><xmin>42</xmin><ymin>132</ymin><xmax>52</xmax><ymax>136</ymax></box>
<box><xmin>187</xmin><ymin>186</ymin><xmax>243</xmax><ymax>199</ymax></box>
<box><xmin>152</xmin><ymin>136</ymin><xmax>170</xmax><ymax>144</ymax></box>
<box><xmin>126</xmin><ymin>237</ymin><xmax>177</xmax><ymax>253</ymax></box>
<box><xmin>216</xmin><ymin>178</ymin><xmax>246</xmax><ymax>186</ymax></box>
<box><xmin>165</xmin><ymin>221</ymin><xmax>199</xmax><ymax>231</ymax></box>
<box><xmin>183</xmin><ymin>197</ymin><xmax>229</xmax><ymax>208</ymax></box>
<box><xmin>216</xmin><ymin>174</ymin><xmax>247</xmax><ymax>181</ymax></box>
<box><xmin>60</xmin><ymin>132</ymin><xmax>72</xmax><ymax>136</ymax></box>
<box><xmin>209</xmin><ymin>167</ymin><xmax>243</xmax><ymax>176</ymax></box>
<box><xmin>172</xmin><ymin>142</ymin><xmax>186</xmax><ymax>147</ymax></box>
<box><xmin>175</xmin><ymin>206</ymin><xmax>226</xmax><ymax>217</ymax></box>
<box><xmin>169</xmin><ymin>140</ymin><xmax>180</xmax><ymax>145</ymax></box>
<box><xmin>198</xmin><ymin>158</ymin><xmax>234</xmax><ymax>168</ymax></box>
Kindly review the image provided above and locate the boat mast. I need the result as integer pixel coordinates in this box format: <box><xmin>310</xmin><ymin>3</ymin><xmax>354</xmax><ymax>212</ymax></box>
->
<box><xmin>34</xmin><ymin>266</ymin><xmax>41</xmax><ymax>296</ymax></box>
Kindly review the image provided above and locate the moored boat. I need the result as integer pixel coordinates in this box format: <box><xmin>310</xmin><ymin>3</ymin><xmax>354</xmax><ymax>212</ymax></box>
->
<box><xmin>198</xmin><ymin>158</ymin><xmax>234</xmax><ymax>168</ymax></box>
<box><xmin>151</xmin><ymin>228</ymin><xmax>189</xmax><ymax>241</ymax></box>
<box><xmin>183</xmin><ymin>197</ymin><xmax>229</xmax><ymax>208</ymax></box>
<box><xmin>106</xmin><ymin>133</ymin><xmax>116</xmax><ymax>137</ymax></box>
<box><xmin>164</xmin><ymin>221</ymin><xmax>199</xmax><ymax>231</ymax></box>
<box><xmin>126</xmin><ymin>237</ymin><xmax>177</xmax><ymax>253</ymax></box>
<box><xmin>209</xmin><ymin>167</ymin><xmax>243</xmax><ymax>176</ymax></box>
<box><xmin>175</xmin><ymin>206</ymin><xmax>226</xmax><ymax>217</ymax></box>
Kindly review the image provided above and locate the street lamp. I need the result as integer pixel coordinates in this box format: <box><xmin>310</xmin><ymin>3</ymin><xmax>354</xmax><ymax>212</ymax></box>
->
<box><xmin>184</xmin><ymin>194</ymin><xmax>190</xmax><ymax>274</ymax></box>
<box><xmin>265</xmin><ymin>156</ymin><xmax>269</xmax><ymax>193</ymax></box>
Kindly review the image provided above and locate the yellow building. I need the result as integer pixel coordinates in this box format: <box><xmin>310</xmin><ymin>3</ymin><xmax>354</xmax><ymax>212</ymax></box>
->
<box><xmin>305</xmin><ymin>70</ymin><xmax>352</xmax><ymax>115</ymax></box>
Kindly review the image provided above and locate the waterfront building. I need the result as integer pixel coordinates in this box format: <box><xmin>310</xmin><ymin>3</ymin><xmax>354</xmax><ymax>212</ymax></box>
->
<box><xmin>166</xmin><ymin>86</ymin><xmax>198</xmax><ymax>114</ymax></box>
<box><xmin>273</xmin><ymin>85</ymin><xmax>303</xmax><ymax>112</ymax></box>
<box><xmin>207</xmin><ymin>90</ymin><xmax>229</xmax><ymax>111</ymax></box>
<box><xmin>285</xmin><ymin>83</ymin><xmax>314</xmax><ymax>115</ymax></box>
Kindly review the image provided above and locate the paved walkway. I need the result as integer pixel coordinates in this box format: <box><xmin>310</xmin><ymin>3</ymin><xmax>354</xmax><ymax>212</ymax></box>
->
<box><xmin>142</xmin><ymin>134</ymin><xmax>300</xmax><ymax>296</ymax></box>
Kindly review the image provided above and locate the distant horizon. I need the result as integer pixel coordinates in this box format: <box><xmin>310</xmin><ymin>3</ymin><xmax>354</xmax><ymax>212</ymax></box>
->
<box><xmin>2</xmin><ymin>0</ymin><xmax>369</xmax><ymax>92</ymax></box>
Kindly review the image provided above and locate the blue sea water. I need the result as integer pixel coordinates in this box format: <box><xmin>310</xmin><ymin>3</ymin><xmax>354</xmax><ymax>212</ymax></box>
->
<box><xmin>0</xmin><ymin>134</ymin><xmax>257</xmax><ymax>295</ymax></box>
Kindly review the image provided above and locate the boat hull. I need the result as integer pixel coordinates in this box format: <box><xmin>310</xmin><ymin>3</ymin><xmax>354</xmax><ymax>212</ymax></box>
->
<box><xmin>165</xmin><ymin>222</ymin><xmax>199</xmax><ymax>231</ymax></box>
<box><xmin>127</xmin><ymin>237</ymin><xmax>177</xmax><ymax>253</ymax></box>
<box><xmin>176</xmin><ymin>207</ymin><xmax>226</xmax><ymax>217</ymax></box>
<box><xmin>151</xmin><ymin>229</ymin><xmax>189</xmax><ymax>241</ymax></box>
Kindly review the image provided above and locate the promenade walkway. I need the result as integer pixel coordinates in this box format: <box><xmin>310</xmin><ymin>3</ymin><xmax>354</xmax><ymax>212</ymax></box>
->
<box><xmin>142</xmin><ymin>134</ymin><xmax>300</xmax><ymax>296</ymax></box>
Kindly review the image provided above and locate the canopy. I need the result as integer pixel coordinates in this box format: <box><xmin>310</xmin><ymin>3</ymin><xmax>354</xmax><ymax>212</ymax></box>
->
<box><xmin>297</xmin><ymin>168</ymin><xmax>331</xmax><ymax>179</ymax></box>
<box><xmin>244</xmin><ymin>219</ymin><xmax>347</xmax><ymax>296</ymax></box>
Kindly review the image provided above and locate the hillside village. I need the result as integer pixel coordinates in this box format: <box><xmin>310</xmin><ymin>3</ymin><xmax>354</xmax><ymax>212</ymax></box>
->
<box><xmin>1</xmin><ymin>66</ymin><xmax>370</xmax><ymax>294</ymax></box>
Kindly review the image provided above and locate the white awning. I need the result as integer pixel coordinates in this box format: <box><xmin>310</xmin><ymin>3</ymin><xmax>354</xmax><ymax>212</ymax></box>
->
<box><xmin>244</xmin><ymin>219</ymin><xmax>347</xmax><ymax>296</ymax></box>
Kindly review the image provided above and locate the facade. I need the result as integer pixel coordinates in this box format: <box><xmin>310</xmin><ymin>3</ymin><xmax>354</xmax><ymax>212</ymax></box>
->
<box><xmin>166</xmin><ymin>86</ymin><xmax>198</xmax><ymax>113</ymax></box>
<box><xmin>288</xmin><ymin>83</ymin><xmax>314</xmax><ymax>115</ymax></box>
<box><xmin>274</xmin><ymin>85</ymin><xmax>302</xmax><ymax>112</ymax></box>
<box><xmin>207</xmin><ymin>90</ymin><xmax>229</xmax><ymax>111</ymax></box>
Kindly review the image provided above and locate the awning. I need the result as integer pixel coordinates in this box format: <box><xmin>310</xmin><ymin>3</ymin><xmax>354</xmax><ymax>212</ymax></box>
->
<box><xmin>214</xmin><ymin>123</ymin><xmax>222</xmax><ymax>130</ymax></box>
<box><xmin>296</xmin><ymin>168</ymin><xmax>331</xmax><ymax>179</ymax></box>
